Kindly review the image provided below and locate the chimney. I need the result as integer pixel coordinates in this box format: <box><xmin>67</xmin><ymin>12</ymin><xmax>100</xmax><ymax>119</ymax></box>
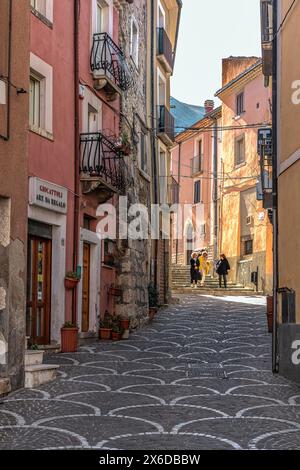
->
<box><xmin>204</xmin><ymin>99</ymin><xmax>214</xmax><ymax>114</ymax></box>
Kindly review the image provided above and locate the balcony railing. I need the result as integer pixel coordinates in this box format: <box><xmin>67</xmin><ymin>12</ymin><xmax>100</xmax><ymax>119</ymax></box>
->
<box><xmin>80</xmin><ymin>132</ymin><xmax>126</xmax><ymax>193</ymax></box>
<box><xmin>191</xmin><ymin>155</ymin><xmax>203</xmax><ymax>176</ymax></box>
<box><xmin>260</xmin><ymin>0</ymin><xmax>273</xmax><ymax>77</ymax></box>
<box><xmin>157</xmin><ymin>105</ymin><xmax>175</xmax><ymax>144</ymax></box>
<box><xmin>91</xmin><ymin>33</ymin><xmax>133</xmax><ymax>92</ymax></box>
<box><xmin>157</xmin><ymin>27</ymin><xmax>174</xmax><ymax>72</ymax></box>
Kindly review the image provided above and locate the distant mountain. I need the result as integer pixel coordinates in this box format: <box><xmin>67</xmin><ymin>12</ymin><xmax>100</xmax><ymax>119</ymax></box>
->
<box><xmin>170</xmin><ymin>97</ymin><xmax>205</xmax><ymax>135</ymax></box>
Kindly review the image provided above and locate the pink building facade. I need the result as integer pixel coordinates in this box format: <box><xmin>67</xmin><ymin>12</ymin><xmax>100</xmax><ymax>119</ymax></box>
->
<box><xmin>27</xmin><ymin>0</ymin><xmax>130</xmax><ymax>347</ymax></box>
<box><xmin>171</xmin><ymin>102</ymin><xmax>221</xmax><ymax>267</ymax></box>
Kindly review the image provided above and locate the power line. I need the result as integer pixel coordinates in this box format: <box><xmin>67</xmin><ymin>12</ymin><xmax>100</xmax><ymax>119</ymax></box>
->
<box><xmin>274</xmin><ymin>0</ymin><xmax>297</xmax><ymax>38</ymax></box>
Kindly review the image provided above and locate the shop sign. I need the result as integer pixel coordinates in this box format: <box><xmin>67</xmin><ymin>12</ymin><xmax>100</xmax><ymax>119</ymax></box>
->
<box><xmin>29</xmin><ymin>177</ymin><xmax>67</xmax><ymax>214</ymax></box>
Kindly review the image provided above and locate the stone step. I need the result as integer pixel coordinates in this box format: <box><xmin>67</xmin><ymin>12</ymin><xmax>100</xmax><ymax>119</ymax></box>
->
<box><xmin>25</xmin><ymin>364</ymin><xmax>60</xmax><ymax>389</ymax></box>
<box><xmin>25</xmin><ymin>350</ymin><xmax>44</xmax><ymax>366</ymax></box>
<box><xmin>172</xmin><ymin>288</ymin><xmax>258</xmax><ymax>296</ymax></box>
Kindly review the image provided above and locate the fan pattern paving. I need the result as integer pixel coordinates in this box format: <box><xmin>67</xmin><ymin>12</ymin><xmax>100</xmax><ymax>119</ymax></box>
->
<box><xmin>0</xmin><ymin>295</ymin><xmax>300</xmax><ymax>450</ymax></box>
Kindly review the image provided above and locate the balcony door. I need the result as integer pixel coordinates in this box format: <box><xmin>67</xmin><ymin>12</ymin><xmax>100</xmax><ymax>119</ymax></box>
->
<box><xmin>26</xmin><ymin>236</ymin><xmax>52</xmax><ymax>345</ymax></box>
<box><xmin>88</xmin><ymin>105</ymin><xmax>98</xmax><ymax>133</ymax></box>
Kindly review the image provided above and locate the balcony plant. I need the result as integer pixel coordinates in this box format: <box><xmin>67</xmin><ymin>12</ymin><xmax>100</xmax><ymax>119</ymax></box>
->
<box><xmin>116</xmin><ymin>131</ymin><xmax>131</xmax><ymax>156</ymax></box>
<box><xmin>99</xmin><ymin>310</ymin><xmax>112</xmax><ymax>340</ymax></box>
<box><xmin>61</xmin><ymin>321</ymin><xmax>79</xmax><ymax>353</ymax></box>
<box><xmin>148</xmin><ymin>282</ymin><xmax>159</xmax><ymax>320</ymax></box>
<box><xmin>64</xmin><ymin>271</ymin><xmax>81</xmax><ymax>290</ymax></box>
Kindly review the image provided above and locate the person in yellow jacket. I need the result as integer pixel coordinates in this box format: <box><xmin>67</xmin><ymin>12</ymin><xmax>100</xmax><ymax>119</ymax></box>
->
<box><xmin>198</xmin><ymin>251</ymin><xmax>210</xmax><ymax>287</ymax></box>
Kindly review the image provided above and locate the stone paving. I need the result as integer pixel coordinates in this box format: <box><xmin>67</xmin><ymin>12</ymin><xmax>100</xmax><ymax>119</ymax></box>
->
<box><xmin>1</xmin><ymin>295</ymin><xmax>300</xmax><ymax>450</ymax></box>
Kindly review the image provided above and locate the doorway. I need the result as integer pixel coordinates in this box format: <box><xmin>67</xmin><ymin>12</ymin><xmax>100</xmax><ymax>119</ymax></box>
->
<box><xmin>81</xmin><ymin>243</ymin><xmax>91</xmax><ymax>332</ymax></box>
<box><xmin>26</xmin><ymin>236</ymin><xmax>52</xmax><ymax>345</ymax></box>
<box><xmin>186</xmin><ymin>222</ymin><xmax>194</xmax><ymax>265</ymax></box>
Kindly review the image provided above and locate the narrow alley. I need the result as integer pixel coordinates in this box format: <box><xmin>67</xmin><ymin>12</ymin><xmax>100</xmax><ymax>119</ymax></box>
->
<box><xmin>1</xmin><ymin>296</ymin><xmax>300</xmax><ymax>450</ymax></box>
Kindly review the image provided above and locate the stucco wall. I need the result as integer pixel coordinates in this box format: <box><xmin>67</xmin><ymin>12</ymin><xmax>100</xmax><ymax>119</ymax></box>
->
<box><xmin>0</xmin><ymin>0</ymin><xmax>29</xmax><ymax>391</ymax></box>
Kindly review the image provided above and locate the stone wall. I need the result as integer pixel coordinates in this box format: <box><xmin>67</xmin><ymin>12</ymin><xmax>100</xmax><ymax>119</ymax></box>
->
<box><xmin>115</xmin><ymin>1</ymin><xmax>151</xmax><ymax>327</ymax></box>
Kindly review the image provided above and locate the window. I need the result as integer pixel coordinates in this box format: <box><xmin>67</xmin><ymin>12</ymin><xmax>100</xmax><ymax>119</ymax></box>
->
<box><xmin>235</xmin><ymin>135</ymin><xmax>245</xmax><ymax>166</ymax></box>
<box><xmin>83</xmin><ymin>216</ymin><xmax>92</xmax><ymax>230</ymax></box>
<box><xmin>130</xmin><ymin>18</ymin><xmax>139</xmax><ymax>67</ymax></box>
<box><xmin>31</xmin><ymin>0</ymin><xmax>46</xmax><ymax>15</ymax></box>
<box><xmin>236</xmin><ymin>92</ymin><xmax>244</xmax><ymax>116</ymax></box>
<box><xmin>194</xmin><ymin>180</ymin><xmax>201</xmax><ymax>204</ymax></box>
<box><xmin>244</xmin><ymin>239</ymin><xmax>253</xmax><ymax>256</ymax></box>
<box><xmin>30</xmin><ymin>53</ymin><xmax>53</xmax><ymax>136</ymax></box>
<box><xmin>140</xmin><ymin>131</ymin><xmax>148</xmax><ymax>174</ymax></box>
<box><xmin>31</xmin><ymin>0</ymin><xmax>53</xmax><ymax>22</ymax></box>
<box><xmin>29</xmin><ymin>76</ymin><xmax>41</xmax><ymax>128</ymax></box>
<box><xmin>96</xmin><ymin>1</ymin><xmax>103</xmax><ymax>33</ymax></box>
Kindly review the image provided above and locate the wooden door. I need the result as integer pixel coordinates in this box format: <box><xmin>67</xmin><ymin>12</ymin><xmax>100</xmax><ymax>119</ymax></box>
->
<box><xmin>26</xmin><ymin>237</ymin><xmax>52</xmax><ymax>345</ymax></box>
<box><xmin>81</xmin><ymin>243</ymin><xmax>91</xmax><ymax>332</ymax></box>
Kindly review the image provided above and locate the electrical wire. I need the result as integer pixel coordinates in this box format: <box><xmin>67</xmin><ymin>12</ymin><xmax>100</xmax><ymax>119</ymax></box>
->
<box><xmin>274</xmin><ymin>0</ymin><xmax>297</xmax><ymax>39</ymax></box>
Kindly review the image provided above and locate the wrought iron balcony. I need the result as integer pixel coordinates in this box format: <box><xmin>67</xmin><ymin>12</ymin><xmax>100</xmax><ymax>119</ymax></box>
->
<box><xmin>260</xmin><ymin>0</ymin><xmax>273</xmax><ymax>77</ymax></box>
<box><xmin>157</xmin><ymin>105</ymin><xmax>175</xmax><ymax>145</ymax></box>
<box><xmin>157</xmin><ymin>27</ymin><xmax>174</xmax><ymax>73</ymax></box>
<box><xmin>191</xmin><ymin>155</ymin><xmax>203</xmax><ymax>176</ymax></box>
<box><xmin>91</xmin><ymin>33</ymin><xmax>133</xmax><ymax>96</ymax></box>
<box><xmin>80</xmin><ymin>132</ymin><xmax>126</xmax><ymax>200</ymax></box>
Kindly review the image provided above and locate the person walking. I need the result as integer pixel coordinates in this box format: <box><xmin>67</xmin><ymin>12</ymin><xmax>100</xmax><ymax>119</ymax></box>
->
<box><xmin>190</xmin><ymin>252</ymin><xmax>200</xmax><ymax>288</ymax></box>
<box><xmin>216</xmin><ymin>254</ymin><xmax>230</xmax><ymax>288</ymax></box>
<box><xmin>199</xmin><ymin>251</ymin><xmax>210</xmax><ymax>287</ymax></box>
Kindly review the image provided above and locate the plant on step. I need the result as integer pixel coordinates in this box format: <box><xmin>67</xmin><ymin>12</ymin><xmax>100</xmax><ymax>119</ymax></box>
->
<box><xmin>99</xmin><ymin>311</ymin><xmax>112</xmax><ymax>329</ymax></box>
<box><xmin>62</xmin><ymin>321</ymin><xmax>78</xmax><ymax>329</ymax></box>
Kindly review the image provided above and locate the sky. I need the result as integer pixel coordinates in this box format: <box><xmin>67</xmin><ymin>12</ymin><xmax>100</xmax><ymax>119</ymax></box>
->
<box><xmin>171</xmin><ymin>0</ymin><xmax>261</xmax><ymax>107</ymax></box>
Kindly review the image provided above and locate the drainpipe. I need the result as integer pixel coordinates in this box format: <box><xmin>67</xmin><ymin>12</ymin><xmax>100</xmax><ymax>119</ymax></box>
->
<box><xmin>212</xmin><ymin>116</ymin><xmax>218</xmax><ymax>264</ymax></box>
<box><xmin>0</xmin><ymin>0</ymin><xmax>12</xmax><ymax>141</ymax></box>
<box><xmin>175</xmin><ymin>141</ymin><xmax>182</xmax><ymax>264</ymax></box>
<box><xmin>272</xmin><ymin>0</ymin><xmax>279</xmax><ymax>373</ymax></box>
<box><xmin>150</xmin><ymin>0</ymin><xmax>158</xmax><ymax>287</ymax></box>
<box><xmin>72</xmin><ymin>0</ymin><xmax>80</xmax><ymax>325</ymax></box>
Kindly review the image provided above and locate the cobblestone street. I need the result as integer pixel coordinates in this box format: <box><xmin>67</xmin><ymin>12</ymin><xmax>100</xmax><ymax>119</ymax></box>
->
<box><xmin>1</xmin><ymin>295</ymin><xmax>300</xmax><ymax>450</ymax></box>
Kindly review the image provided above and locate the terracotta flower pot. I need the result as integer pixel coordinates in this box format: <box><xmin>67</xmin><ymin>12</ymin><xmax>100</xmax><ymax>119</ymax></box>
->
<box><xmin>64</xmin><ymin>277</ymin><xmax>79</xmax><ymax>290</ymax></box>
<box><xmin>99</xmin><ymin>328</ymin><xmax>112</xmax><ymax>340</ymax></box>
<box><xmin>120</xmin><ymin>319</ymin><xmax>130</xmax><ymax>330</ymax></box>
<box><xmin>61</xmin><ymin>327</ymin><xmax>78</xmax><ymax>353</ymax></box>
<box><xmin>112</xmin><ymin>332</ymin><xmax>122</xmax><ymax>341</ymax></box>
<box><xmin>149</xmin><ymin>308</ymin><xmax>157</xmax><ymax>321</ymax></box>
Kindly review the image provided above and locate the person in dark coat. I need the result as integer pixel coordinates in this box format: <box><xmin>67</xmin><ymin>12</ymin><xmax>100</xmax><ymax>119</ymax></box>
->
<box><xmin>216</xmin><ymin>254</ymin><xmax>230</xmax><ymax>288</ymax></box>
<box><xmin>190</xmin><ymin>253</ymin><xmax>200</xmax><ymax>288</ymax></box>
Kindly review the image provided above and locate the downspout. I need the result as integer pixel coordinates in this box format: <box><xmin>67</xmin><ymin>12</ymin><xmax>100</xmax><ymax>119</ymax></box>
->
<box><xmin>72</xmin><ymin>0</ymin><xmax>80</xmax><ymax>325</ymax></box>
<box><xmin>150</xmin><ymin>0</ymin><xmax>158</xmax><ymax>287</ymax></box>
<box><xmin>212</xmin><ymin>116</ymin><xmax>218</xmax><ymax>264</ymax></box>
<box><xmin>0</xmin><ymin>0</ymin><xmax>12</xmax><ymax>141</ymax></box>
<box><xmin>175</xmin><ymin>141</ymin><xmax>182</xmax><ymax>264</ymax></box>
<box><xmin>272</xmin><ymin>0</ymin><xmax>279</xmax><ymax>373</ymax></box>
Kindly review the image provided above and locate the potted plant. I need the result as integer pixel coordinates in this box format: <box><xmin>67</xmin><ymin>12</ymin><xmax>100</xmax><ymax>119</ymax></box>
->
<box><xmin>111</xmin><ymin>316</ymin><xmax>123</xmax><ymax>341</ymax></box>
<box><xmin>116</xmin><ymin>131</ymin><xmax>131</xmax><ymax>156</ymax></box>
<box><xmin>120</xmin><ymin>316</ymin><xmax>130</xmax><ymax>340</ymax></box>
<box><xmin>99</xmin><ymin>311</ymin><xmax>112</xmax><ymax>340</ymax></box>
<box><xmin>61</xmin><ymin>321</ymin><xmax>79</xmax><ymax>353</ymax></box>
<box><xmin>148</xmin><ymin>282</ymin><xmax>159</xmax><ymax>320</ymax></box>
<box><xmin>64</xmin><ymin>271</ymin><xmax>80</xmax><ymax>290</ymax></box>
